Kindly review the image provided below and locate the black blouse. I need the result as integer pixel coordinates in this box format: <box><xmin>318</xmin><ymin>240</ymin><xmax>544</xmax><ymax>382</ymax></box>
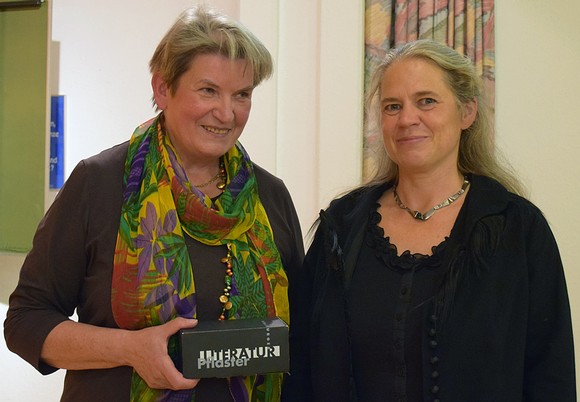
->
<box><xmin>346</xmin><ymin>204</ymin><xmax>449</xmax><ymax>402</ymax></box>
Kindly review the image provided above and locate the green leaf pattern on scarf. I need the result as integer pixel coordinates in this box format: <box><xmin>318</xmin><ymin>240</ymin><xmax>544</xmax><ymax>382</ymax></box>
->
<box><xmin>112</xmin><ymin>116</ymin><xmax>289</xmax><ymax>402</ymax></box>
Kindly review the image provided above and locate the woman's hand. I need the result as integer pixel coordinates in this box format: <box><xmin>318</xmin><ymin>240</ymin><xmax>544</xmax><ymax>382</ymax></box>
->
<box><xmin>125</xmin><ymin>317</ymin><xmax>200</xmax><ymax>390</ymax></box>
<box><xmin>41</xmin><ymin>317</ymin><xmax>200</xmax><ymax>391</ymax></box>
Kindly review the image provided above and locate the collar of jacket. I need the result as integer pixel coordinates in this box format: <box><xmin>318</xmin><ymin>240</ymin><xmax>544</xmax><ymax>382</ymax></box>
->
<box><xmin>318</xmin><ymin>174</ymin><xmax>512</xmax><ymax>290</ymax></box>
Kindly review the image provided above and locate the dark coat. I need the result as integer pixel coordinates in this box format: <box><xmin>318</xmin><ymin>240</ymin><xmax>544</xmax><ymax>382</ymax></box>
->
<box><xmin>283</xmin><ymin>175</ymin><xmax>575</xmax><ymax>402</ymax></box>
<box><xmin>5</xmin><ymin>141</ymin><xmax>305</xmax><ymax>402</ymax></box>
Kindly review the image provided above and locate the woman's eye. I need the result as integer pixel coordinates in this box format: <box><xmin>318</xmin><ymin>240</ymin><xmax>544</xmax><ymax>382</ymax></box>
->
<box><xmin>383</xmin><ymin>104</ymin><xmax>401</xmax><ymax>114</ymax></box>
<box><xmin>237</xmin><ymin>91</ymin><xmax>251</xmax><ymax>100</ymax></box>
<box><xmin>419</xmin><ymin>98</ymin><xmax>437</xmax><ymax>107</ymax></box>
<box><xmin>200</xmin><ymin>87</ymin><xmax>216</xmax><ymax>95</ymax></box>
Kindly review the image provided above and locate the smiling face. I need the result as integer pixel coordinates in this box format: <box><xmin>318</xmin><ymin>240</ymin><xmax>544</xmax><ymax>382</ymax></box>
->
<box><xmin>380</xmin><ymin>57</ymin><xmax>476</xmax><ymax>177</ymax></box>
<box><xmin>152</xmin><ymin>53</ymin><xmax>255</xmax><ymax>169</ymax></box>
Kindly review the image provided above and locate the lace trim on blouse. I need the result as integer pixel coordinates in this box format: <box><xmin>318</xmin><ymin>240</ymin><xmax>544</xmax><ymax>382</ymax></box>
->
<box><xmin>366</xmin><ymin>203</ymin><xmax>448</xmax><ymax>272</ymax></box>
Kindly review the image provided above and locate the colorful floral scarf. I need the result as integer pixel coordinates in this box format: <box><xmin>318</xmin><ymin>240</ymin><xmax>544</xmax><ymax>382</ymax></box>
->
<box><xmin>112</xmin><ymin>114</ymin><xmax>289</xmax><ymax>402</ymax></box>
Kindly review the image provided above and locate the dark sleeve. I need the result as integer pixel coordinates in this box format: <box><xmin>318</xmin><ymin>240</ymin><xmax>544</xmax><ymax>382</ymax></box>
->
<box><xmin>254</xmin><ymin>165</ymin><xmax>305</xmax><ymax>278</ymax></box>
<box><xmin>3</xmin><ymin>142</ymin><xmax>127</xmax><ymax>378</ymax></box>
<box><xmin>252</xmin><ymin>165</ymin><xmax>313</xmax><ymax>400</ymax></box>
<box><xmin>3</xmin><ymin>160</ymin><xmax>92</xmax><ymax>374</ymax></box>
<box><xmin>281</xmin><ymin>221</ymin><xmax>319</xmax><ymax>402</ymax></box>
<box><xmin>523</xmin><ymin>207</ymin><xmax>576</xmax><ymax>401</ymax></box>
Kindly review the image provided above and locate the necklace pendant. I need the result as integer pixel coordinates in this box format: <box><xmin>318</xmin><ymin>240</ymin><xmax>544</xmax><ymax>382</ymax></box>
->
<box><xmin>413</xmin><ymin>211</ymin><xmax>425</xmax><ymax>220</ymax></box>
<box><xmin>418</xmin><ymin>209</ymin><xmax>437</xmax><ymax>221</ymax></box>
<box><xmin>216</xmin><ymin>159</ymin><xmax>227</xmax><ymax>190</ymax></box>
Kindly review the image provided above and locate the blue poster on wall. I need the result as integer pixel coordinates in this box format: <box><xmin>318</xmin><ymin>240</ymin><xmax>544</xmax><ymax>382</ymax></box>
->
<box><xmin>50</xmin><ymin>95</ymin><xmax>64</xmax><ymax>189</ymax></box>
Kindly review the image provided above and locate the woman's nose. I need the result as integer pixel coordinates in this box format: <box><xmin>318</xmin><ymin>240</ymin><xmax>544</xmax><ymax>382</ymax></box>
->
<box><xmin>213</xmin><ymin>98</ymin><xmax>235</xmax><ymax>122</ymax></box>
<box><xmin>397</xmin><ymin>105</ymin><xmax>420</xmax><ymax>126</ymax></box>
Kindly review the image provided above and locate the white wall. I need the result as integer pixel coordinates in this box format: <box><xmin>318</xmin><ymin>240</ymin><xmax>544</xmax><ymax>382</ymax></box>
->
<box><xmin>495</xmin><ymin>0</ymin><xmax>580</xmax><ymax>385</ymax></box>
<box><xmin>51</xmin><ymin>0</ymin><xmax>238</xmax><ymax>171</ymax></box>
<box><xmin>51</xmin><ymin>0</ymin><xmax>364</xmax><ymax>233</ymax></box>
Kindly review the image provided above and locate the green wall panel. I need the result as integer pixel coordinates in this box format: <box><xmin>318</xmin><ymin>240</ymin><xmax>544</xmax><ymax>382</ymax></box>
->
<box><xmin>0</xmin><ymin>3</ymin><xmax>49</xmax><ymax>252</ymax></box>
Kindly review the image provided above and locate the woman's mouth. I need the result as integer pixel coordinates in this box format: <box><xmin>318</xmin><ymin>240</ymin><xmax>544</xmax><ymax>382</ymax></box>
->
<box><xmin>203</xmin><ymin>125</ymin><xmax>230</xmax><ymax>135</ymax></box>
<box><xmin>397</xmin><ymin>136</ymin><xmax>426</xmax><ymax>144</ymax></box>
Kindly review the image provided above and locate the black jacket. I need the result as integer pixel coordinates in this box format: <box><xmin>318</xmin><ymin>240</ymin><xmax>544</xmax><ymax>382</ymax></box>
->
<box><xmin>284</xmin><ymin>175</ymin><xmax>575</xmax><ymax>402</ymax></box>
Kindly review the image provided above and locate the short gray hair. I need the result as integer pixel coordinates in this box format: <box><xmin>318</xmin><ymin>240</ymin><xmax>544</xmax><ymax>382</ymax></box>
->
<box><xmin>150</xmin><ymin>5</ymin><xmax>273</xmax><ymax>95</ymax></box>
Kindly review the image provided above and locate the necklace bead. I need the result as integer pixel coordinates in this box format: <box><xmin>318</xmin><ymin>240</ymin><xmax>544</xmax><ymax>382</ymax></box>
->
<box><xmin>219</xmin><ymin>245</ymin><xmax>234</xmax><ymax>320</ymax></box>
